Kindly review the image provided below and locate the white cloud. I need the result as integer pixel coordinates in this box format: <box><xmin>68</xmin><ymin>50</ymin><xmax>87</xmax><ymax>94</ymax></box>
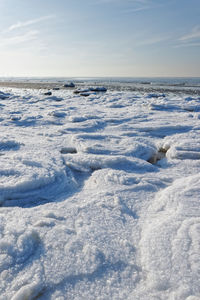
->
<box><xmin>174</xmin><ymin>42</ymin><xmax>200</xmax><ymax>48</ymax></box>
<box><xmin>136</xmin><ymin>35</ymin><xmax>170</xmax><ymax>46</ymax></box>
<box><xmin>179</xmin><ymin>26</ymin><xmax>200</xmax><ymax>41</ymax></box>
<box><xmin>6</xmin><ymin>15</ymin><xmax>55</xmax><ymax>32</ymax></box>
<box><xmin>122</xmin><ymin>5</ymin><xmax>150</xmax><ymax>13</ymax></box>
<box><xmin>94</xmin><ymin>0</ymin><xmax>152</xmax><ymax>14</ymax></box>
<box><xmin>0</xmin><ymin>30</ymin><xmax>39</xmax><ymax>47</ymax></box>
<box><xmin>0</xmin><ymin>15</ymin><xmax>55</xmax><ymax>52</ymax></box>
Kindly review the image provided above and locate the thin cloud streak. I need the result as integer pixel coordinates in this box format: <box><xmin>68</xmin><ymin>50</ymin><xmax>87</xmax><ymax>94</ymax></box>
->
<box><xmin>137</xmin><ymin>35</ymin><xmax>170</xmax><ymax>46</ymax></box>
<box><xmin>179</xmin><ymin>26</ymin><xmax>200</xmax><ymax>41</ymax></box>
<box><xmin>6</xmin><ymin>15</ymin><xmax>55</xmax><ymax>32</ymax></box>
<box><xmin>122</xmin><ymin>6</ymin><xmax>149</xmax><ymax>13</ymax></box>
<box><xmin>174</xmin><ymin>42</ymin><xmax>200</xmax><ymax>48</ymax></box>
<box><xmin>0</xmin><ymin>30</ymin><xmax>39</xmax><ymax>47</ymax></box>
<box><xmin>94</xmin><ymin>0</ymin><xmax>152</xmax><ymax>14</ymax></box>
<box><xmin>94</xmin><ymin>0</ymin><xmax>150</xmax><ymax>5</ymax></box>
<box><xmin>96</xmin><ymin>0</ymin><xmax>154</xmax><ymax>14</ymax></box>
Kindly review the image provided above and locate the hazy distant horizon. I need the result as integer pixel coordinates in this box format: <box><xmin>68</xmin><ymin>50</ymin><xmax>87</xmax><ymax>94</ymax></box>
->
<box><xmin>1</xmin><ymin>75</ymin><xmax>200</xmax><ymax>80</ymax></box>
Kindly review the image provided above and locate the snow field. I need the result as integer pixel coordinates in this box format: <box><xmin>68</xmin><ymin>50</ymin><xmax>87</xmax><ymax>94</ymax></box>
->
<box><xmin>0</xmin><ymin>88</ymin><xmax>200</xmax><ymax>299</ymax></box>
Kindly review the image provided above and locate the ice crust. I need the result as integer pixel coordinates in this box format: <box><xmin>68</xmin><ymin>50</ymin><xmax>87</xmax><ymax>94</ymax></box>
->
<box><xmin>0</xmin><ymin>88</ymin><xmax>200</xmax><ymax>299</ymax></box>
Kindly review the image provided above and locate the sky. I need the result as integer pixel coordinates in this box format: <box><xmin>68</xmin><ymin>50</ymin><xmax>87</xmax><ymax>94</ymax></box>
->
<box><xmin>0</xmin><ymin>0</ymin><xmax>200</xmax><ymax>77</ymax></box>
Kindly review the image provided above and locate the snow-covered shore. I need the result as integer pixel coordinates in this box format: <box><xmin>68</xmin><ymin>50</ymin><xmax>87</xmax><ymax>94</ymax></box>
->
<box><xmin>0</xmin><ymin>86</ymin><xmax>200</xmax><ymax>299</ymax></box>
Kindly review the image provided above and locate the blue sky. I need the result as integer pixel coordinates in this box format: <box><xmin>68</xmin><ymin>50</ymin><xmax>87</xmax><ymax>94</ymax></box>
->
<box><xmin>0</xmin><ymin>0</ymin><xmax>200</xmax><ymax>77</ymax></box>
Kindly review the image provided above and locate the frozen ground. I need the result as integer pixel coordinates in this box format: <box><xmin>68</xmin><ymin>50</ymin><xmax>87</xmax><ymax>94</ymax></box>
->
<box><xmin>0</xmin><ymin>86</ymin><xmax>200</xmax><ymax>299</ymax></box>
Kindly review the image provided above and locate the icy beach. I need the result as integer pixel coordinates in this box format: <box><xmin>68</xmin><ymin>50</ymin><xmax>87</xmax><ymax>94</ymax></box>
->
<box><xmin>0</xmin><ymin>80</ymin><xmax>200</xmax><ymax>299</ymax></box>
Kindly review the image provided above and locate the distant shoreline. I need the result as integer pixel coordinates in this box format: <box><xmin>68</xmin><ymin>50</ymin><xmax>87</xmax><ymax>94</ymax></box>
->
<box><xmin>0</xmin><ymin>80</ymin><xmax>200</xmax><ymax>95</ymax></box>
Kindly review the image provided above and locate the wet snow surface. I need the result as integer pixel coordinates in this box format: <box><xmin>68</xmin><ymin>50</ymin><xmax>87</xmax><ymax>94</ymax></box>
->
<box><xmin>0</xmin><ymin>87</ymin><xmax>200</xmax><ymax>300</ymax></box>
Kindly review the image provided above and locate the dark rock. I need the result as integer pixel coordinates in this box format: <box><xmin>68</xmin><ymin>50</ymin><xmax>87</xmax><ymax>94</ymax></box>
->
<box><xmin>0</xmin><ymin>91</ymin><xmax>9</xmax><ymax>99</ymax></box>
<box><xmin>89</xmin><ymin>87</ymin><xmax>107</xmax><ymax>92</ymax></box>
<box><xmin>44</xmin><ymin>91</ymin><xmax>52</xmax><ymax>96</ymax></box>
<box><xmin>10</xmin><ymin>115</ymin><xmax>21</xmax><ymax>121</ymax></box>
<box><xmin>0</xmin><ymin>95</ymin><xmax>8</xmax><ymax>100</ymax></box>
<box><xmin>146</xmin><ymin>93</ymin><xmax>165</xmax><ymax>98</ymax></box>
<box><xmin>63</xmin><ymin>82</ymin><xmax>75</xmax><ymax>88</ymax></box>
<box><xmin>80</xmin><ymin>92</ymin><xmax>91</xmax><ymax>97</ymax></box>
<box><xmin>73</xmin><ymin>89</ymin><xmax>90</xmax><ymax>94</ymax></box>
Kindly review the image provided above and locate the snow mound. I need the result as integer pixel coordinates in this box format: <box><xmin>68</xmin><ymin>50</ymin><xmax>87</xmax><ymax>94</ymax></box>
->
<box><xmin>63</xmin><ymin>153</ymin><xmax>154</xmax><ymax>173</ymax></box>
<box><xmin>167</xmin><ymin>141</ymin><xmax>200</xmax><ymax>160</ymax></box>
<box><xmin>140</xmin><ymin>174</ymin><xmax>200</xmax><ymax>299</ymax></box>
<box><xmin>0</xmin><ymin>145</ymin><xmax>77</xmax><ymax>206</ymax></box>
